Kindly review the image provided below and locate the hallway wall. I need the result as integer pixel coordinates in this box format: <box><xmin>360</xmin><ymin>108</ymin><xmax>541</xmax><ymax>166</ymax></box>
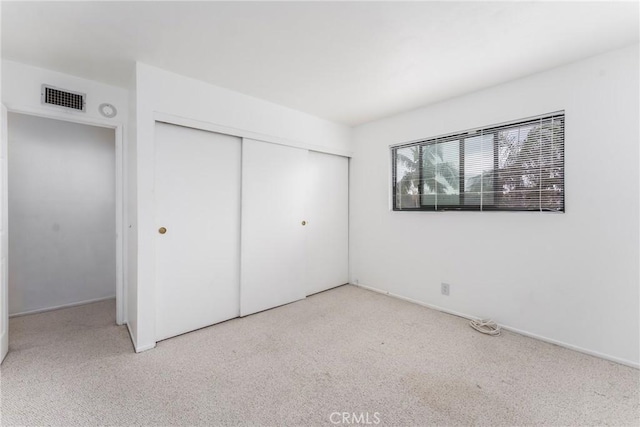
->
<box><xmin>8</xmin><ymin>113</ymin><xmax>116</xmax><ymax>315</ymax></box>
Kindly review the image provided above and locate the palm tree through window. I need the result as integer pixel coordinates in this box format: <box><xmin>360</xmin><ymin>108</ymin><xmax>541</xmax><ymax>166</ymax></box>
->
<box><xmin>392</xmin><ymin>113</ymin><xmax>564</xmax><ymax>212</ymax></box>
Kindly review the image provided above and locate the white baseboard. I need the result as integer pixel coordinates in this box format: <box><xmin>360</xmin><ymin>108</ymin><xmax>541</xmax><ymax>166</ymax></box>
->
<box><xmin>125</xmin><ymin>322</ymin><xmax>155</xmax><ymax>353</ymax></box>
<box><xmin>135</xmin><ymin>342</ymin><xmax>156</xmax><ymax>353</ymax></box>
<box><xmin>126</xmin><ymin>322</ymin><xmax>137</xmax><ymax>352</ymax></box>
<box><xmin>9</xmin><ymin>295</ymin><xmax>116</xmax><ymax>318</ymax></box>
<box><xmin>353</xmin><ymin>283</ymin><xmax>639</xmax><ymax>369</ymax></box>
<box><xmin>499</xmin><ymin>324</ymin><xmax>639</xmax><ymax>369</ymax></box>
<box><xmin>355</xmin><ymin>282</ymin><xmax>482</xmax><ymax>321</ymax></box>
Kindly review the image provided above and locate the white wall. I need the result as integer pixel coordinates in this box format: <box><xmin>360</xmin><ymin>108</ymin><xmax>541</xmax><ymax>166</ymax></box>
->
<box><xmin>350</xmin><ymin>45</ymin><xmax>639</xmax><ymax>367</ymax></box>
<box><xmin>1</xmin><ymin>60</ymin><xmax>129</xmax><ymax>325</ymax></box>
<box><xmin>126</xmin><ymin>67</ymin><xmax>138</xmax><ymax>347</ymax></box>
<box><xmin>131</xmin><ymin>63</ymin><xmax>352</xmax><ymax>351</ymax></box>
<box><xmin>2</xmin><ymin>60</ymin><xmax>129</xmax><ymax>126</ymax></box>
<box><xmin>8</xmin><ymin>113</ymin><xmax>115</xmax><ymax>315</ymax></box>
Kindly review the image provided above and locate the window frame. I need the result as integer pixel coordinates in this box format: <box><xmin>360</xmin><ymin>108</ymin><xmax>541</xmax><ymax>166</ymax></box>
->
<box><xmin>391</xmin><ymin>112</ymin><xmax>565</xmax><ymax>213</ymax></box>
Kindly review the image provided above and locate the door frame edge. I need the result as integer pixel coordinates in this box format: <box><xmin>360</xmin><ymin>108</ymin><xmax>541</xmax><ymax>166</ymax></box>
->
<box><xmin>3</xmin><ymin>103</ymin><xmax>128</xmax><ymax>327</ymax></box>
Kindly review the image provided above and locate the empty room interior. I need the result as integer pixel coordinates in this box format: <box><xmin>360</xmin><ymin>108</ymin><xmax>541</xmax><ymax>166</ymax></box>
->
<box><xmin>0</xmin><ymin>1</ymin><xmax>638</xmax><ymax>426</ymax></box>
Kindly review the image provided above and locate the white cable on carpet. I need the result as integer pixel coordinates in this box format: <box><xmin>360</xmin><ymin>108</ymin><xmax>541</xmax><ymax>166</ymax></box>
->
<box><xmin>470</xmin><ymin>319</ymin><xmax>501</xmax><ymax>336</ymax></box>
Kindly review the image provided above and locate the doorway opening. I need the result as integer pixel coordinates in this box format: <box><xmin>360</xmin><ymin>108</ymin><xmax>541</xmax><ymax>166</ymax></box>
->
<box><xmin>4</xmin><ymin>112</ymin><xmax>124</xmax><ymax>359</ymax></box>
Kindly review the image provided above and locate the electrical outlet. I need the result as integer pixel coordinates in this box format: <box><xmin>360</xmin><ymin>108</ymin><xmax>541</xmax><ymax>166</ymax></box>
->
<box><xmin>441</xmin><ymin>283</ymin><xmax>450</xmax><ymax>296</ymax></box>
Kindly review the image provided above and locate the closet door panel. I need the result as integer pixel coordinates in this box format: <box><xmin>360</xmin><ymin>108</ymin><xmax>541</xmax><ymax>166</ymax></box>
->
<box><xmin>155</xmin><ymin>122</ymin><xmax>241</xmax><ymax>341</ymax></box>
<box><xmin>306</xmin><ymin>152</ymin><xmax>349</xmax><ymax>295</ymax></box>
<box><xmin>241</xmin><ymin>139</ymin><xmax>308</xmax><ymax>316</ymax></box>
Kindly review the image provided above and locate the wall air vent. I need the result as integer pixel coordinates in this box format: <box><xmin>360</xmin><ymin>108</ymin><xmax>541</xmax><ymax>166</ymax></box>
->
<box><xmin>41</xmin><ymin>84</ymin><xmax>86</xmax><ymax>112</ymax></box>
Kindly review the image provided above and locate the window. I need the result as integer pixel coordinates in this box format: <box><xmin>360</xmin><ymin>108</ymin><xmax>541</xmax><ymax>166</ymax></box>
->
<box><xmin>392</xmin><ymin>112</ymin><xmax>564</xmax><ymax>212</ymax></box>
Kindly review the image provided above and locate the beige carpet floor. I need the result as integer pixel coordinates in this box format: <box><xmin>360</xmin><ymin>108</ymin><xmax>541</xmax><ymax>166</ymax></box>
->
<box><xmin>1</xmin><ymin>285</ymin><xmax>638</xmax><ymax>426</ymax></box>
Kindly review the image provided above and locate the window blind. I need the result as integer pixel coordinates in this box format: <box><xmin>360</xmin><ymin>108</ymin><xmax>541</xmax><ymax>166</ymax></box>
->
<box><xmin>392</xmin><ymin>112</ymin><xmax>565</xmax><ymax>212</ymax></box>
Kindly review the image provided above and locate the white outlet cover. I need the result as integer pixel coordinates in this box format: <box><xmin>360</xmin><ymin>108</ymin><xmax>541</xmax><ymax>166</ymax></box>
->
<box><xmin>441</xmin><ymin>283</ymin><xmax>450</xmax><ymax>295</ymax></box>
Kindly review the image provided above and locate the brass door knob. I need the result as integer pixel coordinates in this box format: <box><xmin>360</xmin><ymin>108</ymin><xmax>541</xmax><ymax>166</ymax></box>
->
<box><xmin>301</xmin><ymin>221</ymin><xmax>307</xmax><ymax>226</ymax></box>
<box><xmin>158</xmin><ymin>227</ymin><xmax>167</xmax><ymax>234</ymax></box>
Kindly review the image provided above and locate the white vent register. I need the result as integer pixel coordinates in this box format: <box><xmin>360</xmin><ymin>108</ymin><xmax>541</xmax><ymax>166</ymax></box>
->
<box><xmin>41</xmin><ymin>84</ymin><xmax>86</xmax><ymax>112</ymax></box>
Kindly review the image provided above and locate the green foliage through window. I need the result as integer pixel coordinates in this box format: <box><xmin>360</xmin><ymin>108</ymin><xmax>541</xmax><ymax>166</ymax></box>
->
<box><xmin>392</xmin><ymin>113</ymin><xmax>564</xmax><ymax>212</ymax></box>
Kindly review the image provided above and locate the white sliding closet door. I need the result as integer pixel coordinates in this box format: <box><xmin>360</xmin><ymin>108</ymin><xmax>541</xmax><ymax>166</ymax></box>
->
<box><xmin>306</xmin><ymin>151</ymin><xmax>349</xmax><ymax>295</ymax></box>
<box><xmin>241</xmin><ymin>139</ymin><xmax>308</xmax><ymax>316</ymax></box>
<box><xmin>155</xmin><ymin>122</ymin><xmax>241</xmax><ymax>341</ymax></box>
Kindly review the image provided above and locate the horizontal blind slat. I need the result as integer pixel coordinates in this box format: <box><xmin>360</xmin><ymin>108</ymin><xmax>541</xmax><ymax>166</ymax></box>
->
<box><xmin>392</xmin><ymin>112</ymin><xmax>564</xmax><ymax>212</ymax></box>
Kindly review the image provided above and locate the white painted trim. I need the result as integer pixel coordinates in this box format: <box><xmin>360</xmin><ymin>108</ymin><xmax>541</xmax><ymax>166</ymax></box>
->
<box><xmin>126</xmin><ymin>322</ymin><xmax>136</xmax><ymax>352</ymax></box>
<box><xmin>114</xmin><ymin>124</ymin><xmax>125</xmax><ymax>326</ymax></box>
<box><xmin>499</xmin><ymin>324</ymin><xmax>639</xmax><ymax>369</ymax></box>
<box><xmin>0</xmin><ymin>270</ymin><xmax>6</xmax><ymax>358</ymax></box>
<box><xmin>347</xmin><ymin>158</ymin><xmax>352</xmax><ymax>287</ymax></box>
<box><xmin>354</xmin><ymin>283</ymin><xmax>639</xmax><ymax>369</ymax></box>
<box><xmin>135</xmin><ymin>343</ymin><xmax>156</xmax><ymax>353</ymax></box>
<box><xmin>127</xmin><ymin>321</ymin><xmax>155</xmax><ymax>353</ymax></box>
<box><xmin>355</xmin><ymin>283</ymin><xmax>482</xmax><ymax>321</ymax></box>
<box><xmin>388</xmin><ymin>110</ymin><xmax>565</xmax><ymax>149</ymax></box>
<box><xmin>0</xmin><ymin>330</ymin><xmax>6</xmax><ymax>363</ymax></box>
<box><xmin>1</xmin><ymin>105</ymin><xmax>9</xmax><ymax>364</ymax></box>
<box><xmin>125</xmin><ymin>322</ymin><xmax>156</xmax><ymax>353</ymax></box>
<box><xmin>9</xmin><ymin>296</ymin><xmax>116</xmax><ymax>318</ymax></box>
<box><xmin>153</xmin><ymin>111</ymin><xmax>353</xmax><ymax>158</ymax></box>
<box><xmin>3</xmin><ymin>104</ymin><xmax>120</xmax><ymax>130</ymax></box>
<box><xmin>4</xmin><ymin>104</ymin><xmax>126</xmax><ymax>326</ymax></box>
